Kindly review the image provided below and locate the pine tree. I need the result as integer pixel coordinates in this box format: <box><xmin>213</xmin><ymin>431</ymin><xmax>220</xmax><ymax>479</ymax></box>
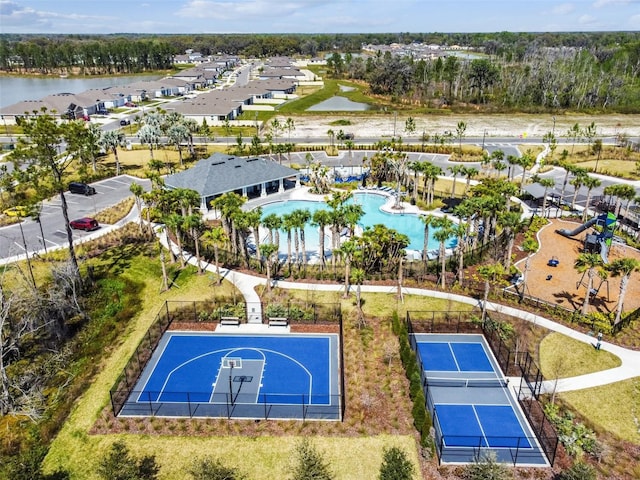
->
<box><xmin>290</xmin><ymin>439</ymin><xmax>334</xmax><ymax>480</ymax></box>
<box><xmin>379</xmin><ymin>446</ymin><xmax>415</xmax><ymax>480</ymax></box>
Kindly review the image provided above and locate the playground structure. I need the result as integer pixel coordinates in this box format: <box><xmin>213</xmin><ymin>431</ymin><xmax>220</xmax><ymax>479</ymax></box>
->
<box><xmin>556</xmin><ymin>212</ymin><xmax>617</xmax><ymax>264</ymax></box>
<box><xmin>509</xmin><ymin>218</ymin><xmax>640</xmax><ymax>316</ymax></box>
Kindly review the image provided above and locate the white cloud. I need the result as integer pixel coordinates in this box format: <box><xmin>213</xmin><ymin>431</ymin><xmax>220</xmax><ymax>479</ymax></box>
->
<box><xmin>552</xmin><ymin>3</ymin><xmax>575</xmax><ymax>14</ymax></box>
<box><xmin>578</xmin><ymin>14</ymin><xmax>596</xmax><ymax>24</ymax></box>
<box><xmin>593</xmin><ymin>0</ymin><xmax>630</xmax><ymax>8</ymax></box>
<box><xmin>629</xmin><ymin>13</ymin><xmax>640</xmax><ymax>27</ymax></box>
<box><xmin>176</xmin><ymin>0</ymin><xmax>329</xmax><ymax>21</ymax></box>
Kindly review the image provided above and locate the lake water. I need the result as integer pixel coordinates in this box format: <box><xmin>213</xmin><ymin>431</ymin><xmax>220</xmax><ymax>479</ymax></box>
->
<box><xmin>0</xmin><ymin>74</ymin><xmax>164</xmax><ymax>109</ymax></box>
<box><xmin>307</xmin><ymin>96</ymin><xmax>370</xmax><ymax>112</ymax></box>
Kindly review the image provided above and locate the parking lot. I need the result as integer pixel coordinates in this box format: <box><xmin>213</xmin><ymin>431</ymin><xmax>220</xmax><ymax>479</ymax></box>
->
<box><xmin>0</xmin><ymin>175</ymin><xmax>150</xmax><ymax>261</ymax></box>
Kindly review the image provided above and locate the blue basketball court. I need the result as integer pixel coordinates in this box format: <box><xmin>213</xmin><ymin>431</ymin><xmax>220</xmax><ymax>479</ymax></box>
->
<box><xmin>119</xmin><ymin>332</ymin><xmax>341</xmax><ymax>420</ymax></box>
<box><xmin>413</xmin><ymin>333</ymin><xmax>548</xmax><ymax>466</ymax></box>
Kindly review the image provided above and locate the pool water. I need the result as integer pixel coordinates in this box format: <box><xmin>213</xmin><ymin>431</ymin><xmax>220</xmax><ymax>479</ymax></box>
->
<box><xmin>259</xmin><ymin>192</ymin><xmax>456</xmax><ymax>256</ymax></box>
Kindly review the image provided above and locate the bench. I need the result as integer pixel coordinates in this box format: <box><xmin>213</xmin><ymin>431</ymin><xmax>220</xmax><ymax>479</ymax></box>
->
<box><xmin>268</xmin><ymin>317</ymin><xmax>289</xmax><ymax>327</ymax></box>
<box><xmin>220</xmin><ymin>316</ymin><xmax>241</xmax><ymax>326</ymax></box>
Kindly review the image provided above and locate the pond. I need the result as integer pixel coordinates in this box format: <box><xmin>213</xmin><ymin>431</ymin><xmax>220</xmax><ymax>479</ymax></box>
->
<box><xmin>306</xmin><ymin>96</ymin><xmax>370</xmax><ymax>112</ymax></box>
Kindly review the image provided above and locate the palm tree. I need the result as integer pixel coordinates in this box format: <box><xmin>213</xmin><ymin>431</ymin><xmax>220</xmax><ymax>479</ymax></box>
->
<box><xmin>478</xmin><ymin>262</ymin><xmax>506</xmax><ymax>322</ymax></box>
<box><xmin>490</xmin><ymin>149</ymin><xmax>505</xmax><ymax>176</ymax></box>
<box><xmin>129</xmin><ymin>182</ymin><xmax>146</xmax><ymax>235</ymax></box>
<box><xmin>570</xmin><ymin>170</ymin><xmax>588</xmax><ymax>210</ymax></box>
<box><xmin>574</xmin><ymin>253</ymin><xmax>605</xmax><ymax>315</ymax></box>
<box><xmin>260</xmin><ymin>243</ymin><xmax>279</xmax><ymax>292</ymax></box>
<box><xmin>294</xmin><ymin>209</ymin><xmax>311</xmax><ymax>267</ymax></box>
<box><xmin>183</xmin><ymin>213</ymin><xmax>203</xmax><ymax>274</ymax></box>
<box><xmin>282</xmin><ymin>212</ymin><xmax>296</xmax><ymax>274</ymax></box>
<box><xmin>520</xmin><ymin>237</ymin><xmax>538</xmax><ymax>294</ymax></box>
<box><xmin>166</xmin><ymin>123</ymin><xmax>190</xmax><ymax>166</ymax></box>
<box><xmin>201</xmin><ymin>226</ymin><xmax>227</xmax><ymax>285</ymax></box>
<box><xmin>327</xmin><ymin>129</ymin><xmax>335</xmax><ymax>149</ymax></box>
<box><xmin>581</xmin><ymin>175</ymin><xmax>601</xmax><ymax>221</ymax></box>
<box><xmin>559</xmin><ymin>163</ymin><xmax>580</xmax><ymax>202</ymax></box>
<box><xmin>453</xmin><ymin>222</ymin><xmax>467</xmax><ymax>284</ymax></box>
<box><xmin>518</xmin><ymin>151</ymin><xmax>535</xmax><ymax>193</ymax></box>
<box><xmin>506</xmin><ymin>155</ymin><xmax>519</xmax><ymax>181</ymax></box>
<box><xmin>420</xmin><ymin>214</ymin><xmax>437</xmax><ymax>267</ymax></box>
<box><xmin>455</xmin><ymin>120</ymin><xmax>467</xmax><ymax>157</ymax></box>
<box><xmin>498</xmin><ymin>211</ymin><xmax>523</xmax><ymax>271</ymax></box>
<box><xmin>99</xmin><ymin>130</ymin><xmax>126</xmax><ymax>176</ymax></box>
<box><xmin>337</xmin><ymin>239</ymin><xmax>358</xmax><ymax>298</ymax></box>
<box><xmin>535</xmin><ymin>176</ymin><xmax>556</xmax><ymax>216</ymax></box>
<box><xmin>351</xmin><ymin>267</ymin><xmax>366</xmax><ymax>314</ymax></box>
<box><xmin>422</xmin><ymin>163</ymin><xmax>443</xmax><ymax>204</ymax></box>
<box><xmin>312</xmin><ymin>209</ymin><xmax>332</xmax><ymax>269</ymax></box>
<box><xmin>448</xmin><ymin>164</ymin><xmax>465</xmax><ymax>200</ymax></box>
<box><xmin>164</xmin><ymin>213</ymin><xmax>185</xmax><ymax>268</ymax></box>
<box><xmin>138</xmin><ymin>124</ymin><xmax>161</xmax><ymax>160</ymax></box>
<box><xmin>156</xmin><ymin>224</ymin><xmax>170</xmax><ymax>292</ymax></box>
<box><xmin>607</xmin><ymin>258</ymin><xmax>640</xmax><ymax>325</ymax></box>
<box><xmin>244</xmin><ymin>208</ymin><xmax>263</xmax><ymax>263</ymax></box>
<box><xmin>261</xmin><ymin>213</ymin><xmax>281</xmax><ymax>245</ymax></box>
<box><xmin>433</xmin><ymin>216</ymin><xmax>454</xmax><ymax>288</ymax></box>
<box><xmin>462</xmin><ymin>166</ymin><xmax>479</xmax><ymax>196</ymax></box>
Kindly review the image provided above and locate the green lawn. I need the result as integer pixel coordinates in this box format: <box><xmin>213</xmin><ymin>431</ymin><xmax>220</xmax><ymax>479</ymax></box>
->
<box><xmin>539</xmin><ymin>332</ymin><xmax>621</xmax><ymax>379</ymax></box>
<box><xmin>560</xmin><ymin>378</ymin><xmax>640</xmax><ymax>444</ymax></box>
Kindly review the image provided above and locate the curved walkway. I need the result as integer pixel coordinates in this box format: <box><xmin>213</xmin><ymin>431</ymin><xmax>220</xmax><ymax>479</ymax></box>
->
<box><xmin>172</xmin><ymin>239</ymin><xmax>640</xmax><ymax>395</ymax></box>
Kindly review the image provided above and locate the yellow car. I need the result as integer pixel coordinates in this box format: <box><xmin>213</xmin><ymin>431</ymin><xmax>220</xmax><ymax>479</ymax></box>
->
<box><xmin>3</xmin><ymin>205</ymin><xmax>29</xmax><ymax>217</ymax></box>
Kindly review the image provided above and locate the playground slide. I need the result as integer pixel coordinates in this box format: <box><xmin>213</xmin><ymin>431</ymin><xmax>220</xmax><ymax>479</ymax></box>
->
<box><xmin>556</xmin><ymin>217</ymin><xmax>599</xmax><ymax>237</ymax></box>
<box><xmin>599</xmin><ymin>239</ymin><xmax>609</xmax><ymax>264</ymax></box>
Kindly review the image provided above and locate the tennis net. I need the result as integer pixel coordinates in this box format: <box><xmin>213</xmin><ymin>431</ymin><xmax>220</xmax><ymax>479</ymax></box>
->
<box><xmin>426</xmin><ymin>377</ymin><xmax>508</xmax><ymax>388</ymax></box>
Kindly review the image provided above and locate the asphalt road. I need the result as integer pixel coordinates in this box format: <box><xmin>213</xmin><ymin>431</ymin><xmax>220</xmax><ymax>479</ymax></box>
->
<box><xmin>0</xmin><ymin>175</ymin><xmax>150</xmax><ymax>260</ymax></box>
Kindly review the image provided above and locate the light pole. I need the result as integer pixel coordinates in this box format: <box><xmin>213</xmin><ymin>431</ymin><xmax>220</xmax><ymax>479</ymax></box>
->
<box><xmin>552</xmin><ymin>116</ymin><xmax>556</xmax><ymax>137</ymax></box>
<box><xmin>482</xmin><ymin>129</ymin><xmax>487</xmax><ymax>152</ymax></box>
<box><xmin>393</xmin><ymin>111</ymin><xmax>397</xmax><ymax>139</ymax></box>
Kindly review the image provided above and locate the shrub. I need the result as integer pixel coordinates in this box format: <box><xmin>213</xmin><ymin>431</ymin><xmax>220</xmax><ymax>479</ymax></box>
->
<box><xmin>97</xmin><ymin>440</ymin><xmax>159</xmax><ymax>480</ymax></box>
<box><xmin>556</xmin><ymin>462</ymin><xmax>597</xmax><ymax>480</ymax></box>
<box><xmin>188</xmin><ymin>455</ymin><xmax>246</xmax><ymax>480</ymax></box>
<box><xmin>378</xmin><ymin>446</ymin><xmax>415</xmax><ymax>480</ymax></box>
<box><xmin>289</xmin><ymin>439</ymin><xmax>334</xmax><ymax>480</ymax></box>
<box><xmin>461</xmin><ymin>452</ymin><xmax>513</xmax><ymax>480</ymax></box>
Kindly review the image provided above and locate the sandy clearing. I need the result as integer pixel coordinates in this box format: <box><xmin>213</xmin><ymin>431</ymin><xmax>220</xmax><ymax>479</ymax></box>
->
<box><xmin>277</xmin><ymin>113</ymin><xmax>640</xmax><ymax>139</ymax></box>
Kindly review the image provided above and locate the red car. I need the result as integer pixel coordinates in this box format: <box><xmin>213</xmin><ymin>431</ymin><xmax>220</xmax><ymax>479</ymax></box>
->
<box><xmin>70</xmin><ymin>217</ymin><xmax>99</xmax><ymax>231</ymax></box>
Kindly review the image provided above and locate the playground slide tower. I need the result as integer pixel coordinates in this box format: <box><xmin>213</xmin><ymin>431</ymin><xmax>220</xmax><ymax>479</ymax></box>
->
<box><xmin>555</xmin><ymin>212</ymin><xmax>617</xmax><ymax>263</ymax></box>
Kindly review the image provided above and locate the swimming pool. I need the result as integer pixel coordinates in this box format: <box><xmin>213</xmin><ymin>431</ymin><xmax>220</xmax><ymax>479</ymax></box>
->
<box><xmin>259</xmin><ymin>192</ymin><xmax>457</xmax><ymax>256</ymax></box>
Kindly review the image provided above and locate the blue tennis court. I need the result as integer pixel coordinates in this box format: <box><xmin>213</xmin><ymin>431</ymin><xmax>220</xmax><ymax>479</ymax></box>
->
<box><xmin>412</xmin><ymin>333</ymin><xmax>548</xmax><ymax>466</ymax></box>
<box><xmin>120</xmin><ymin>332</ymin><xmax>341</xmax><ymax>420</ymax></box>
<box><xmin>416</xmin><ymin>341</ymin><xmax>494</xmax><ymax>372</ymax></box>
<box><xmin>436</xmin><ymin>404</ymin><xmax>531</xmax><ymax>448</ymax></box>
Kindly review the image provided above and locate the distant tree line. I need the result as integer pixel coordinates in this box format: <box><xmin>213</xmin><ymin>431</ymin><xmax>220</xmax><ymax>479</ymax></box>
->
<box><xmin>1</xmin><ymin>32</ymin><xmax>639</xmax><ymax>110</ymax></box>
<box><xmin>330</xmin><ymin>41</ymin><xmax>640</xmax><ymax>112</ymax></box>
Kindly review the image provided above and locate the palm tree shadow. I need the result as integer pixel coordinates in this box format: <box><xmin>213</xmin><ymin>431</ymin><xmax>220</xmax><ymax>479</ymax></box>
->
<box><xmin>552</xmin><ymin>290</ymin><xmax>581</xmax><ymax>310</ymax></box>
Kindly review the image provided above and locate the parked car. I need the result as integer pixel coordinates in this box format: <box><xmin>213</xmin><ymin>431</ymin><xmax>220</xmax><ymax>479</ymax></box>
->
<box><xmin>69</xmin><ymin>217</ymin><xmax>99</xmax><ymax>231</ymax></box>
<box><xmin>68</xmin><ymin>182</ymin><xmax>96</xmax><ymax>196</ymax></box>
<box><xmin>124</xmin><ymin>102</ymin><xmax>137</xmax><ymax>107</ymax></box>
<box><xmin>120</xmin><ymin>119</ymin><xmax>131</xmax><ymax>126</ymax></box>
<box><xmin>3</xmin><ymin>205</ymin><xmax>29</xmax><ymax>217</ymax></box>
<box><xmin>344</xmin><ymin>133</ymin><xmax>355</xmax><ymax>140</ymax></box>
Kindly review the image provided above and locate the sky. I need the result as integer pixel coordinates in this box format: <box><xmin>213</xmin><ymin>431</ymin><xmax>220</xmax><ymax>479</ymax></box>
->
<box><xmin>1</xmin><ymin>0</ymin><xmax>639</xmax><ymax>34</ymax></box>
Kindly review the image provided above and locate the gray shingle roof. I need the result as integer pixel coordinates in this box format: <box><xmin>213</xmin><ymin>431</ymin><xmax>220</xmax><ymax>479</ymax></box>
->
<box><xmin>164</xmin><ymin>153</ymin><xmax>298</xmax><ymax>197</ymax></box>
